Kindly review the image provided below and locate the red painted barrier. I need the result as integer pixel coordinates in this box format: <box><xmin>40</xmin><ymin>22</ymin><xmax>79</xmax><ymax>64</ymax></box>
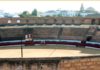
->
<box><xmin>0</xmin><ymin>40</ymin><xmax>99</xmax><ymax>48</ymax></box>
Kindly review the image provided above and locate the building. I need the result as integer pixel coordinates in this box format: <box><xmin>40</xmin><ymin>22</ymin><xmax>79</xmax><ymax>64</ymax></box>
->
<box><xmin>79</xmin><ymin>4</ymin><xmax>99</xmax><ymax>17</ymax></box>
<box><xmin>0</xmin><ymin>10</ymin><xmax>5</xmax><ymax>17</ymax></box>
<box><xmin>0</xmin><ymin>10</ymin><xmax>19</xmax><ymax>18</ymax></box>
<box><xmin>67</xmin><ymin>11</ymin><xmax>78</xmax><ymax>17</ymax></box>
<box><xmin>41</xmin><ymin>10</ymin><xmax>68</xmax><ymax>17</ymax></box>
<box><xmin>40</xmin><ymin>3</ymin><xmax>99</xmax><ymax>17</ymax></box>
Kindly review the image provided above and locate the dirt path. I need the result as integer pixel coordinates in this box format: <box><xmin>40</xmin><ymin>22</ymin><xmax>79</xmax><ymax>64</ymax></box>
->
<box><xmin>0</xmin><ymin>45</ymin><xmax>99</xmax><ymax>58</ymax></box>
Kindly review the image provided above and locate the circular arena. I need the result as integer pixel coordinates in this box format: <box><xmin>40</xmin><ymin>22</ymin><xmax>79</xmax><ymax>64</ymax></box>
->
<box><xmin>0</xmin><ymin>17</ymin><xmax>100</xmax><ymax>70</ymax></box>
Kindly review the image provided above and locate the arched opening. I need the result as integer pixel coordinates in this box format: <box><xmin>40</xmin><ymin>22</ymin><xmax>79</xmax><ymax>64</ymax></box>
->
<box><xmin>8</xmin><ymin>20</ymin><xmax>11</xmax><ymax>23</ymax></box>
<box><xmin>26</xmin><ymin>19</ymin><xmax>29</xmax><ymax>23</ymax></box>
<box><xmin>91</xmin><ymin>19</ymin><xmax>95</xmax><ymax>25</ymax></box>
<box><xmin>98</xmin><ymin>19</ymin><xmax>100</xmax><ymax>25</ymax></box>
<box><xmin>86</xmin><ymin>36</ymin><xmax>92</xmax><ymax>41</ymax></box>
<box><xmin>17</xmin><ymin>19</ymin><xmax>20</xmax><ymax>23</ymax></box>
<box><xmin>72</xmin><ymin>19</ymin><xmax>74</xmax><ymax>24</ymax></box>
<box><xmin>0</xmin><ymin>36</ymin><xmax>2</xmax><ymax>41</ymax></box>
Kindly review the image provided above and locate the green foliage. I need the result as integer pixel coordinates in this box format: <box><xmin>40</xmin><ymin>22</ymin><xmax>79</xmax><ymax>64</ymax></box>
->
<box><xmin>31</xmin><ymin>9</ymin><xmax>37</xmax><ymax>16</ymax></box>
<box><xmin>19</xmin><ymin>9</ymin><xmax>38</xmax><ymax>17</ymax></box>
<box><xmin>19</xmin><ymin>11</ymin><xmax>31</xmax><ymax>18</ymax></box>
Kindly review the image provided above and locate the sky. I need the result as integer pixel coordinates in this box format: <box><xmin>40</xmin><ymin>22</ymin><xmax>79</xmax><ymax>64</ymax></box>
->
<box><xmin>0</xmin><ymin>1</ymin><xmax>100</xmax><ymax>14</ymax></box>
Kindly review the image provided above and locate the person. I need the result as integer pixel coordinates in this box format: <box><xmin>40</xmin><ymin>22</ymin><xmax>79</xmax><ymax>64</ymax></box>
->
<box><xmin>81</xmin><ymin>39</ymin><xmax>86</xmax><ymax>48</ymax></box>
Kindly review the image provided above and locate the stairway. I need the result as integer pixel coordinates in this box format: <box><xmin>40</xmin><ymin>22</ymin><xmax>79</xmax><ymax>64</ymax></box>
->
<box><xmin>83</xmin><ymin>25</ymin><xmax>98</xmax><ymax>42</ymax></box>
<box><xmin>80</xmin><ymin>25</ymin><xmax>98</xmax><ymax>47</ymax></box>
<box><xmin>57</xmin><ymin>28</ymin><xmax>63</xmax><ymax>39</ymax></box>
<box><xmin>86</xmin><ymin>25</ymin><xmax>97</xmax><ymax>37</ymax></box>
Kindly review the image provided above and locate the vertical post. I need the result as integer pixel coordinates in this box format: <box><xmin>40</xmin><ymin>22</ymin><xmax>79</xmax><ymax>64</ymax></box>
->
<box><xmin>21</xmin><ymin>39</ymin><xmax>23</xmax><ymax>70</ymax></box>
<box><xmin>21</xmin><ymin>39</ymin><xmax>23</xmax><ymax>58</ymax></box>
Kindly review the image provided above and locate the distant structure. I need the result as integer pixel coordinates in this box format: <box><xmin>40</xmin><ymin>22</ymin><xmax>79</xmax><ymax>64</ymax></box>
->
<box><xmin>79</xmin><ymin>3</ymin><xmax>99</xmax><ymax>17</ymax></box>
<box><xmin>40</xmin><ymin>3</ymin><xmax>100</xmax><ymax>17</ymax></box>
<box><xmin>41</xmin><ymin>10</ymin><xmax>78</xmax><ymax>17</ymax></box>
<box><xmin>41</xmin><ymin>10</ymin><xmax>68</xmax><ymax>17</ymax></box>
<box><xmin>0</xmin><ymin>10</ymin><xmax>19</xmax><ymax>18</ymax></box>
<box><xmin>80</xmin><ymin>4</ymin><xmax>84</xmax><ymax>12</ymax></box>
<box><xmin>0</xmin><ymin>4</ymin><xmax>99</xmax><ymax>17</ymax></box>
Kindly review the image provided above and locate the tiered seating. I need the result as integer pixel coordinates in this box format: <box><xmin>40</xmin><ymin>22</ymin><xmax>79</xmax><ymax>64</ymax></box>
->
<box><xmin>60</xmin><ymin>28</ymin><xmax>88</xmax><ymax>40</ymax></box>
<box><xmin>54</xmin><ymin>17</ymin><xmax>63</xmax><ymax>25</ymax></box>
<box><xmin>73</xmin><ymin>18</ymin><xmax>83</xmax><ymax>25</ymax></box>
<box><xmin>36</xmin><ymin>17</ymin><xmax>45</xmax><ymax>25</ymax></box>
<box><xmin>0</xmin><ymin>28</ymin><xmax>24</xmax><ymax>40</ymax></box>
<box><xmin>82</xmin><ymin>18</ymin><xmax>92</xmax><ymax>25</ymax></box>
<box><xmin>32</xmin><ymin>27</ymin><xmax>60</xmax><ymax>39</ymax></box>
<box><xmin>95</xmin><ymin>19</ymin><xmax>100</xmax><ymax>25</ymax></box>
<box><xmin>0</xmin><ymin>18</ymin><xmax>9</xmax><ymax>24</ymax></box>
<box><xmin>92</xmin><ymin>36</ymin><xmax>100</xmax><ymax>42</ymax></box>
<box><xmin>92</xmin><ymin>31</ymin><xmax>100</xmax><ymax>42</ymax></box>
<box><xmin>0</xmin><ymin>17</ymin><xmax>100</xmax><ymax>25</ymax></box>
<box><xmin>63</xmin><ymin>17</ymin><xmax>73</xmax><ymax>25</ymax></box>
<box><xmin>0</xmin><ymin>26</ymin><xmax>99</xmax><ymax>42</ymax></box>
<box><xmin>45</xmin><ymin>17</ymin><xmax>55</xmax><ymax>25</ymax></box>
<box><xmin>23</xmin><ymin>18</ymin><xmax>36</xmax><ymax>24</ymax></box>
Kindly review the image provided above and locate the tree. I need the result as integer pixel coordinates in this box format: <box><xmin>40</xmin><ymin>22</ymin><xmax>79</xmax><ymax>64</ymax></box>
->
<box><xmin>31</xmin><ymin>9</ymin><xmax>37</xmax><ymax>16</ymax></box>
<box><xmin>57</xmin><ymin>14</ymin><xmax>62</xmax><ymax>17</ymax></box>
<box><xmin>19</xmin><ymin>11</ymin><xmax>31</xmax><ymax>17</ymax></box>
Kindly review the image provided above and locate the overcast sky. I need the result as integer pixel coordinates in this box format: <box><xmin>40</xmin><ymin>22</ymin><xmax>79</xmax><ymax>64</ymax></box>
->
<box><xmin>0</xmin><ymin>1</ymin><xmax>100</xmax><ymax>14</ymax></box>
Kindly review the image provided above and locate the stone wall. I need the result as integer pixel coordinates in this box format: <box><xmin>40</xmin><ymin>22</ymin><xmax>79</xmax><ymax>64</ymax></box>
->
<box><xmin>0</xmin><ymin>28</ymin><xmax>24</xmax><ymax>40</ymax></box>
<box><xmin>92</xmin><ymin>31</ymin><xmax>100</xmax><ymax>42</ymax></box>
<box><xmin>0</xmin><ymin>27</ymin><xmax>100</xmax><ymax>41</ymax></box>
<box><xmin>58</xmin><ymin>56</ymin><xmax>100</xmax><ymax>70</ymax></box>
<box><xmin>0</xmin><ymin>58</ymin><xmax>59</xmax><ymax>70</ymax></box>
<box><xmin>0</xmin><ymin>56</ymin><xmax>100</xmax><ymax>70</ymax></box>
<box><xmin>32</xmin><ymin>27</ymin><xmax>60</xmax><ymax>39</ymax></box>
<box><xmin>60</xmin><ymin>28</ymin><xmax>88</xmax><ymax>40</ymax></box>
<box><xmin>0</xmin><ymin>17</ymin><xmax>99</xmax><ymax>25</ymax></box>
<box><xmin>0</xmin><ymin>27</ymin><xmax>88</xmax><ymax>41</ymax></box>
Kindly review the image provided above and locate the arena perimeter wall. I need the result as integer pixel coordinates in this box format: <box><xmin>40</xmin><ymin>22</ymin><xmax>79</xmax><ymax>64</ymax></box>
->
<box><xmin>0</xmin><ymin>56</ymin><xmax>100</xmax><ymax>70</ymax></box>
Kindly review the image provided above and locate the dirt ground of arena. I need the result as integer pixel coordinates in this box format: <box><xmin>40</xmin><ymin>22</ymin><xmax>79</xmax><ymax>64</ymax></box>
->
<box><xmin>0</xmin><ymin>45</ymin><xmax>99</xmax><ymax>58</ymax></box>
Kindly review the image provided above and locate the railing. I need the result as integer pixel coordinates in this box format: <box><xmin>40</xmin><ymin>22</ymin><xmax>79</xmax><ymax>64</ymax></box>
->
<box><xmin>0</xmin><ymin>39</ymin><xmax>99</xmax><ymax>48</ymax></box>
